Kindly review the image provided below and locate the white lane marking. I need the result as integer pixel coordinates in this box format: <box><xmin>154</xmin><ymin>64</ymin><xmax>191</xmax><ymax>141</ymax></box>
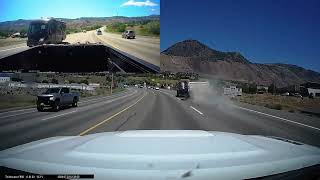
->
<box><xmin>41</xmin><ymin>110</ymin><xmax>77</xmax><ymax>121</ymax></box>
<box><xmin>0</xmin><ymin>45</ymin><xmax>26</xmax><ymax>52</ymax></box>
<box><xmin>0</xmin><ymin>111</ymin><xmax>36</xmax><ymax>119</ymax></box>
<box><xmin>0</xmin><ymin>108</ymin><xmax>35</xmax><ymax>115</ymax></box>
<box><xmin>236</xmin><ymin>106</ymin><xmax>320</xmax><ymax>131</ymax></box>
<box><xmin>190</xmin><ymin>106</ymin><xmax>204</xmax><ymax>115</ymax></box>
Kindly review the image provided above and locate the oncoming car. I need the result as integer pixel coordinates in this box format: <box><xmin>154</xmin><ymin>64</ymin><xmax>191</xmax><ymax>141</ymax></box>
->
<box><xmin>96</xmin><ymin>29</ymin><xmax>102</xmax><ymax>35</ymax></box>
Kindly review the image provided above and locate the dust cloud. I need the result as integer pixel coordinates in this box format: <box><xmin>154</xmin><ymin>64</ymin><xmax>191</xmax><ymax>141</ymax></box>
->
<box><xmin>189</xmin><ymin>80</ymin><xmax>235</xmax><ymax>110</ymax></box>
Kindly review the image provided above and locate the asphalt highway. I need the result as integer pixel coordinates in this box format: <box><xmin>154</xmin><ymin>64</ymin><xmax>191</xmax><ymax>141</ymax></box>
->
<box><xmin>65</xmin><ymin>29</ymin><xmax>160</xmax><ymax>66</ymax></box>
<box><xmin>0</xmin><ymin>88</ymin><xmax>319</xmax><ymax>151</ymax></box>
<box><xmin>0</xmin><ymin>30</ymin><xmax>160</xmax><ymax>67</ymax></box>
<box><xmin>0</xmin><ymin>44</ymin><xmax>29</xmax><ymax>59</ymax></box>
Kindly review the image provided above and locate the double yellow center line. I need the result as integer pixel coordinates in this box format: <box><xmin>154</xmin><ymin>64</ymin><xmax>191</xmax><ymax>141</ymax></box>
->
<box><xmin>78</xmin><ymin>93</ymin><xmax>146</xmax><ymax>136</ymax></box>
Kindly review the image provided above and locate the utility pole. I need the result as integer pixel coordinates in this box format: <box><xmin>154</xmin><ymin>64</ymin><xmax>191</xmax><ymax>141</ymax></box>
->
<box><xmin>108</xmin><ymin>58</ymin><xmax>115</xmax><ymax>95</ymax></box>
<box><xmin>165</xmin><ymin>73</ymin><xmax>167</xmax><ymax>87</ymax></box>
<box><xmin>111</xmin><ymin>73</ymin><xmax>113</xmax><ymax>95</ymax></box>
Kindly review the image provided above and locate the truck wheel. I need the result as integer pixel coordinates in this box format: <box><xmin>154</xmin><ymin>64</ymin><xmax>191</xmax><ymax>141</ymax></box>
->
<box><xmin>53</xmin><ymin>100</ymin><xmax>60</xmax><ymax>112</ymax></box>
<box><xmin>37</xmin><ymin>105</ymin><xmax>44</xmax><ymax>112</ymax></box>
<box><xmin>72</xmin><ymin>98</ymin><xmax>78</xmax><ymax>107</ymax></box>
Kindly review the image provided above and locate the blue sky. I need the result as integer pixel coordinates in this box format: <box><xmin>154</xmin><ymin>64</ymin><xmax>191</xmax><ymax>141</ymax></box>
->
<box><xmin>0</xmin><ymin>0</ymin><xmax>160</xmax><ymax>22</ymax></box>
<box><xmin>161</xmin><ymin>0</ymin><xmax>320</xmax><ymax>72</ymax></box>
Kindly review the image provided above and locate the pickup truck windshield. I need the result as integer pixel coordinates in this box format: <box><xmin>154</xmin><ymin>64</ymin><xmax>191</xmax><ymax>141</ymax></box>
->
<box><xmin>43</xmin><ymin>88</ymin><xmax>60</xmax><ymax>94</ymax></box>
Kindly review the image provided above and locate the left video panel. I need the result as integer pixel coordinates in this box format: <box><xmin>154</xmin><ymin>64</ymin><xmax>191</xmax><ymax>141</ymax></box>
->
<box><xmin>0</xmin><ymin>0</ymin><xmax>159</xmax><ymax>151</ymax></box>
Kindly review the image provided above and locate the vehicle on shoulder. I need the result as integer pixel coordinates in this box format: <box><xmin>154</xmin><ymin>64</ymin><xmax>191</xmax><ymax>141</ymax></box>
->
<box><xmin>281</xmin><ymin>92</ymin><xmax>290</xmax><ymax>96</ymax></box>
<box><xmin>11</xmin><ymin>32</ymin><xmax>21</xmax><ymax>38</ymax></box>
<box><xmin>36</xmin><ymin>87</ymin><xmax>79</xmax><ymax>112</ymax></box>
<box><xmin>122</xmin><ymin>30</ymin><xmax>135</xmax><ymax>39</ymax></box>
<box><xmin>293</xmin><ymin>93</ymin><xmax>303</xmax><ymax>98</ymax></box>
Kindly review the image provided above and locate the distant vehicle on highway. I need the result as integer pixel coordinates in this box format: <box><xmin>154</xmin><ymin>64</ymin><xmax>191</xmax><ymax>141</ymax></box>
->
<box><xmin>176</xmin><ymin>80</ymin><xmax>190</xmax><ymax>98</ymax></box>
<box><xmin>36</xmin><ymin>87</ymin><xmax>79</xmax><ymax>112</ymax></box>
<box><xmin>281</xmin><ymin>92</ymin><xmax>290</xmax><ymax>96</ymax></box>
<box><xmin>27</xmin><ymin>18</ymin><xmax>66</xmax><ymax>47</ymax></box>
<box><xmin>293</xmin><ymin>93</ymin><xmax>303</xmax><ymax>98</ymax></box>
<box><xmin>122</xmin><ymin>30</ymin><xmax>135</xmax><ymax>39</ymax></box>
<box><xmin>97</xmin><ymin>29</ymin><xmax>102</xmax><ymax>35</ymax></box>
<box><xmin>155</xmin><ymin>87</ymin><xmax>160</xmax><ymax>90</ymax></box>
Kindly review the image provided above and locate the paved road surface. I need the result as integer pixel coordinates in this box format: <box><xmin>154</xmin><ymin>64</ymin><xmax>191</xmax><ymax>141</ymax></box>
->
<box><xmin>1</xmin><ymin>88</ymin><xmax>319</xmax><ymax>151</ymax></box>
<box><xmin>0</xmin><ymin>44</ymin><xmax>29</xmax><ymax>59</ymax></box>
<box><xmin>0</xmin><ymin>30</ymin><xmax>160</xmax><ymax>66</ymax></box>
<box><xmin>65</xmin><ymin>29</ymin><xmax>160</xmax><ymax>66</ymax></box>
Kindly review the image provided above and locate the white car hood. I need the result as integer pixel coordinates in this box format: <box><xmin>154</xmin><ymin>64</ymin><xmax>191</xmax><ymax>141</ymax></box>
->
<box><xmin>0</xmin><ymin>130</ymin><xmax>319</xmax><ymax>180</ymax></box>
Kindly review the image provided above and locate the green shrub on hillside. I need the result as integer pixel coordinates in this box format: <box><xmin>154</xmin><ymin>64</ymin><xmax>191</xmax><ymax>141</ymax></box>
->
<box><xmin>82</xmin><ymin>24</ymin><xmax>102</xmax><ymax>31</ymax></box>
<box><xmin>106</xmin><ymin>22</ymin><xmax>126</xmax><ymax>33</ymax></box>
<box><xmin>144</xmin><ymin>21</ymin><xmax>160</xmax><ymax>35</ymax></box>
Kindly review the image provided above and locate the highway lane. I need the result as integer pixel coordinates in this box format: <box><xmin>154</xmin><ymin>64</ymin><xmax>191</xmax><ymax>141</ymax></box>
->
<box><xmin>0</xmin><ymin>88</ymin><xmax>319</xmax><ymax>151</ymax></box>
<box><xmin>64</xmin><ymin>29</ymin><xmax>160</xmax><ymax>67</ymax></box>
<box><xmin>0</xmin><ymin>44</ymin><xmax>29</xmax><ymax>59</ymax></box>
<box><xmin>0</xmin><ymin>30</ymin><xmax>160</xmax><ymax>67</ymax></box>
<box><xmin>79</xmin><ymin>88</ymin><xmax>320</xmax><ymax>147</ymax></box>
<box><xmin>94</xmin><ymin>27</ymin><xmax>160</xmax><ymax>67</ymax></box>
<box><xmin>0</xmin><ymin>32</ymin><xmax>92</xmax><ymax>59</ymax></box>
<box><xmin>0</xmin><ymin>88</ymin><xmax>143</xmax><ymax>150</ymax></box>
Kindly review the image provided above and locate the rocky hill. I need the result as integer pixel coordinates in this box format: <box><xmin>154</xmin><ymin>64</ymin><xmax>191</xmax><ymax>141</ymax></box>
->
<box><xmin>161</xmin><ymin>40</ymin><xmax>320</xmax><ymax>87</ymax></box>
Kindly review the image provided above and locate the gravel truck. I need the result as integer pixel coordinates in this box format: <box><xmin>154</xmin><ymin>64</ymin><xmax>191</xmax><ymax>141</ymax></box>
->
<box><xmin>27</xmin><ymin>18</ymin><xmax>66</xmax><ymax>47</ymax></box>
<box><xmin>37</xmin><ymin>87</ymin><xmax>79</xmax><ymax>112</ymax></box>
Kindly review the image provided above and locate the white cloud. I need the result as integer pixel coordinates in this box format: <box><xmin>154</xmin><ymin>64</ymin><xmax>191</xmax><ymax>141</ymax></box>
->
<box><xmin>121</xmin><ymin>0</ymin><xmax>158</xmax><ymax>7</ymax></box>
<box><xmin>151</xmin><ymin>8</ymin><xmax>156</xmax><ymax>11</ymax></box>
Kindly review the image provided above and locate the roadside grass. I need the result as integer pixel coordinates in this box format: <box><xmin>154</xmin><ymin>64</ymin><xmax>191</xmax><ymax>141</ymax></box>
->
<box><xmin>0</xmin><ymin>94</ymin><xmax>36</xmax><ymax>110</ymax></box>
<box><xmin>0</xmin><ymin>37</ymin><xmax>26</xmax><ymax>47</ymax></box>
<box><xmin>129</xmin><ymin>25</ymin><xmax>160</xmax><ymax>38</ymax></box>
<box><xmin>80</xmin><ymin>87</ymin><xmax>125</xmax><ymax>98</ymax></box>
<box><xmin>235</xmin><ymin>93</ymin><xmax>320</xmax><ymax>113</ymax></box>
<box><xmin>126</xmin><ymin>76</ymin><xmax>178</xmax><ymax>87</ymax></box>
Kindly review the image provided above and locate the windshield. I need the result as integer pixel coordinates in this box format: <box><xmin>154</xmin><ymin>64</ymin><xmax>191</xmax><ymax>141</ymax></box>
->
<box><xmin>28</xmin><ymin>23</ymin><xmax>47</xmax><ymax>35</ymax></box>
<box><xmin>43</xmin><ymin>88</ymin><xmax>60</xmax><ymax>94</ymax></box>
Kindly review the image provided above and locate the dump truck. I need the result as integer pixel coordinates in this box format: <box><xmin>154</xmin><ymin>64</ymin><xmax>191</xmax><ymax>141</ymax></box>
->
<box><xmin>176</xmin><ymin>80</ymin><xmax>190</xmax><ymax>98</ymax></box>
<box><xmin>27</xmin><ymin>18</ymin><xmax>66</xmax><ymax>47</ymax></box>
